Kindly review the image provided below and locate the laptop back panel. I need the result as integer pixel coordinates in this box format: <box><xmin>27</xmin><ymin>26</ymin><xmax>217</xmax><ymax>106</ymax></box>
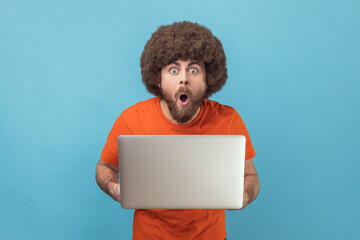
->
<box><xmin>117</xmin><ymin>135</ymin><xmax>246</xmax><ymax>209</ymax></box>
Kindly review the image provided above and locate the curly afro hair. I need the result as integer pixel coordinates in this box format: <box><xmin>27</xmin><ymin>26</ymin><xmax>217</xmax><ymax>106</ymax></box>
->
<box><xmin>140</xmin><ymin>21</ymin><xmax>227</xmax><ymax>99</ymax></box>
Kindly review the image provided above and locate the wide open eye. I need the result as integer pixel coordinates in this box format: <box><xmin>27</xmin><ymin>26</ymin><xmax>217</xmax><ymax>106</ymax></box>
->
<box><xmin>170</xmin><ymin>68</ymin><xmax>178</xmax><ymax>74</ymax></box>
<box><xmin>189</xmin><ymin>68</ymin><xmax>197</xmax><ymax>74</ymax></box>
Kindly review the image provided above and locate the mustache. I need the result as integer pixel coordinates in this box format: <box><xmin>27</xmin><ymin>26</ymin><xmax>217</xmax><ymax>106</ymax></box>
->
<box><xmin>175</xmin><ymin>86</ymin><xmax>193</xmax><ymax>99</ymax></box>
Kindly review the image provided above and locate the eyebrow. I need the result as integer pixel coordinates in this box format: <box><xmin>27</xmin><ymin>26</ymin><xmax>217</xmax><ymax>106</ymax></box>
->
<box><xmin>188</xmin><ymin>62</ymin><xmax>201</xmax><ymax>67</ymax></box>
<box><xmin>169</xmin><ymin>61</ymin><xmax>201</xmax><ymax>67</ymax></box>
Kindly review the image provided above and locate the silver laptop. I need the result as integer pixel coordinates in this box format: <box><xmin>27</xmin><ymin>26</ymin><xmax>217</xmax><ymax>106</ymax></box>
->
<box><xmin>117</xmin><ymin>135</ymin><xmax>246</xmax><ymax>209</ymax></box>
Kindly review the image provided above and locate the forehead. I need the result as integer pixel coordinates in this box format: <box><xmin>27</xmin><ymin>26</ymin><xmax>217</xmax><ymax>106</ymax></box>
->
<box><xmin>165</xmin><ymin>59</ymin><xmax>205</xmax><ymax>67</ymax></box>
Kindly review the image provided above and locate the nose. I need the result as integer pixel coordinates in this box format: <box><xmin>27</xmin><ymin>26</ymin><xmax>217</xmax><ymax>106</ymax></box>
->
<box><xmin>179</xmin><ymin>71</ymin><xmax>189</xmax><ymax>86</ymax></box>
<box><xmin>179</xmin><ymin>79</ymin><xmax>189</xmax><ymax>85</ymax></box>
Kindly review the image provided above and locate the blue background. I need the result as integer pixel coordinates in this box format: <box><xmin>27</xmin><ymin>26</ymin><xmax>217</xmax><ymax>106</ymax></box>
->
<box><xmin>1</xmin><ymin>0</ymin><xmax>359</xmax><ymax>239</ymax></box>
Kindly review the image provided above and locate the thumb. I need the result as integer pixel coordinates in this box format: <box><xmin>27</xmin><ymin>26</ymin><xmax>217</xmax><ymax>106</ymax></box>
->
<box><xmin>113</xmin><ymin>182</ymin><xmax>121</xmax><ymax>202</ymax></box>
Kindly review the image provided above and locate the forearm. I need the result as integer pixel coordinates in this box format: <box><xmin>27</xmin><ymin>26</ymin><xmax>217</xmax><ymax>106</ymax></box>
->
<box><xmin>95</xmin><ymin>162</ymin><xmax>118</xmax><ymax>196</ymax></box>
<box><xmin>243</xmin><ymin>174</ymin><xmax>260</xmax><ymax>207</ymax></box>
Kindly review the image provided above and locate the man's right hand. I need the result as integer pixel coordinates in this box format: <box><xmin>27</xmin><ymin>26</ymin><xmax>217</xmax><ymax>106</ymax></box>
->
<box><xmin>108</xmin><ymin>181</ymin><xmax>121</xmax><ymax>202</ymax></box>
<box><xmin>96</xmin><ymin>159</ymin><xmax>121</xmax><ymax>203</ymax></box>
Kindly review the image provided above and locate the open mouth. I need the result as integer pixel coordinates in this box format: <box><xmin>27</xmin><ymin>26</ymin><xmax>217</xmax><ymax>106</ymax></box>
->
<box><xmin>178</xmin><ymin>93</ymin><xmax>189</xmax><ymax>106</ymax></box>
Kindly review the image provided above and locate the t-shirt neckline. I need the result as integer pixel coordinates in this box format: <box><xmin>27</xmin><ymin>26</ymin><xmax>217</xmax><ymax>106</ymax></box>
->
<box><xmin>154</xmin><ymin>97</ymin><xmax>206</xmax><ymax>129</ymax></box>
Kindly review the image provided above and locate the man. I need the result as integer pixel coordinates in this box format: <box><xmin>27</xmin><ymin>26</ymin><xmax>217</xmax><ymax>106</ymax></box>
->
<box><xmin>96</xmin><ymin>21</ymin><xmax>260</xmax><ymax>240</ymax></box>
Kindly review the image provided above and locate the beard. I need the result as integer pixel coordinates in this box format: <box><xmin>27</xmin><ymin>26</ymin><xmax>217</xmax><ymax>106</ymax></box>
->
<box><xmin>161</xmin><ymin>86</ymin><xmax>205</xmax><ymax>124</ymax></box>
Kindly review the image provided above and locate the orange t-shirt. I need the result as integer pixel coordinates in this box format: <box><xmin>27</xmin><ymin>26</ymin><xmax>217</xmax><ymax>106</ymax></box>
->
<box><xmin>101</xmin><ymin>97</ymin><xmax>256</xmax><ymax>240</ymax></box>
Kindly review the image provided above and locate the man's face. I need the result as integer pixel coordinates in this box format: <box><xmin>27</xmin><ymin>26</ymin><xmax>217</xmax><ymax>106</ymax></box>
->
<box><xmin>160</xmin><ymin>59</ymin><xmax>207</xmax><ymax>124</ymax></box>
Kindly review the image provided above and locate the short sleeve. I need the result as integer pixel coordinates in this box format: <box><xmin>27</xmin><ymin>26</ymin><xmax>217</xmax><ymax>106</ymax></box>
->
<box><xmin>100</xmin><ymin>115</ymin><xmax>133</xmax><ymax>164</ymax></box>
<box><xmin>229</xmin><ymin>111</ymin><xmax>256</xmax><ymax>160</ymax></box>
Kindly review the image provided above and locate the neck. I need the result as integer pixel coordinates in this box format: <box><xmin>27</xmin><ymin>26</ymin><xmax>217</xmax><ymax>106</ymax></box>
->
<box><xmin>159</xmin><ymin>99</ymin><xmax>201</xmax><ymax>125</ymax></box>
